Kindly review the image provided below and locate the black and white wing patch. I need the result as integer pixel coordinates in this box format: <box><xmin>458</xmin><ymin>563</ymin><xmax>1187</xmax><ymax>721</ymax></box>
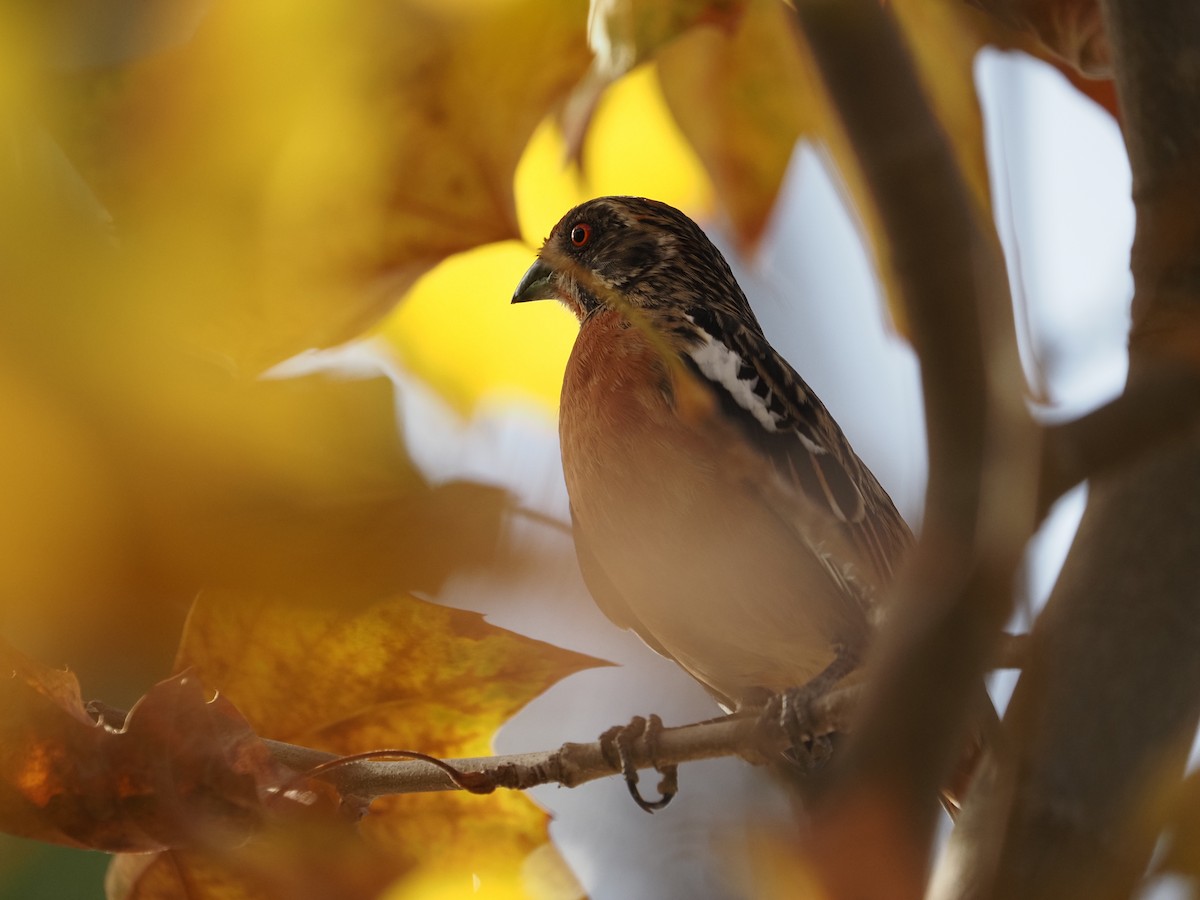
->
<box><xmin>679</xmin><ymin>310</ymin><xmax>910</xmax><ymax>586</ymax></box>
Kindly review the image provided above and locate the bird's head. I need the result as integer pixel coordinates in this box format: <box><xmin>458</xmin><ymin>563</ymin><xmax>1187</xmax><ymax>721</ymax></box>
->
<box><xmin>512</xmin><ymin>196</ymin><xmax>754</xmax><ymax>325</ymax></box>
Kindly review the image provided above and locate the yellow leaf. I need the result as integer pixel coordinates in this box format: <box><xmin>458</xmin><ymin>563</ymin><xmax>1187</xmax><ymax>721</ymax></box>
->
<box><xmin>174</xmin><ymin>591</ymin><xmax>603</xmax><ymax>752</ymax></box>
<box><xmin>587</xmin><ymin>0</ymin><xmax>745</xmax><ymax>78</ymax></box>
<box><xmin>167</xmin><ymin>591</ymin><xmax>603</xmax><ymax>895</ymax></box>
<box><xmin>100</xmin><ymin>0</ymin><xmax>591</xmax><ymax>369</ymax></box>
<box><xmin>0</xmin><ymin>361</ymin><xmax>124</xmax><ymax>654</ymax></box>
<box><xmin>382</xmin><ymin>840</ymin><xmax>583</xmax><ymax>900</ymax></box>
<box><xmin>578</xmin><ymin>63</ymin><xmax>713</xmax><ymax>213</ymax></box>
<box><xmin>385</xmin><ymin>240</ymin><xmax>579</xmax><ymax>412</ymax></box>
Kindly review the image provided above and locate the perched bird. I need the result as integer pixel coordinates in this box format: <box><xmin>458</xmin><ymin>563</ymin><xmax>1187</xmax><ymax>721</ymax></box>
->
<box><xmin>512</xmin><ymin>196</ymin><xmax>912</xmax><ymax>718</ymax></box>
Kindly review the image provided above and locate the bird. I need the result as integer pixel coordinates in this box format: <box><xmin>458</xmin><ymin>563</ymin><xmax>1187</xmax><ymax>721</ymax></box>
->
<box><xmin>513</xmin><ymin>196</ymin><xmax>911</xmax><ymax>720</ymax></box>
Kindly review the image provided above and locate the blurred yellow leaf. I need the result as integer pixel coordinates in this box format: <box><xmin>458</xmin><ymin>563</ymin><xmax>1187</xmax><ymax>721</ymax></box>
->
<box><xmin>382</xmin><ymin>840</ymin><xmax>583</xmax><ymax>900</ymax></box>
<box><xmin>384</xmin><ymin>240</ymin><xmax>579</xmax><ymax>412</ymax></box>
<box><xmin>730</xmin><ymin>828</ymin><xmax>831</xmax><ymax>900</ymax></box>
<box><xmin>575</xmin><ymin>63</ymin><xmax>713</xmax><ymax>215</ymax></box>
<box><xmin>108</xmin><ymin>829</ymin><xmax>398</xmax><ymax>900</ymax></box>
<box><xmin>111</xmin><ymin>827</ymin><xmax>584</xmax><ymax>900</ymax></box>
<box><xmin>0</xmin><ymin>0</ymin><xmax>558</xmax><ymax>724</ymax></box>
<box><xmin>0</xmin><ymin>359</ymin><xmax>124</xmax><ymax>651</ymax></box>
<box><xmin>109</xmin><ymin>370</ymin><xmax>512</xmax><ymax>605</ymax></box>
<box><xmin>91</xmin><ymin>0</ymin><xmax>592</xmax><ymax>369</ymax></box>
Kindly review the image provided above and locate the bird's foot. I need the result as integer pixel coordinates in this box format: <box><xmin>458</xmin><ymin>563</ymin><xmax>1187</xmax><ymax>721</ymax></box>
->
<box><xmin>760</xmin><ymin>644</ymin><xmax>861</xmax><ymax>772</ymax></box>
<box><xmin>599</xmin><ymin>714</ymin><xmax>678</xmax><ymax>813</ymax></box>
<box><xmin>766</xmin><ymin>686</ymin><xmax>837</xmax><ymax>773</ymax></box>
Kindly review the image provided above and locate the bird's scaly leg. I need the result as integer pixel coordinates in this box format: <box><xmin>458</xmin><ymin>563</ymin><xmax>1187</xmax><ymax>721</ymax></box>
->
<box><xmin>599</xmin><ymin>714</ymin><xmax>678</xmax><ymax>813</ymax></box>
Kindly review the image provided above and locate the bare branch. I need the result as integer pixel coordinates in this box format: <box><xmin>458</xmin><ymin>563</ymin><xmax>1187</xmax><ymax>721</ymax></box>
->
<box><xmin>263</xmin><ymin>686</ymin><xmax>861</xmax><ymax>802</ymax></box>
<box><xmin>1038</xmin><ymin>362</ymin><xmax>1200</xmax><ymax>518</ymax></box>
<box><xmin>952</xmin><ymin>2</ymin><xmax>1200</xmax><ymax>898</ymax></box>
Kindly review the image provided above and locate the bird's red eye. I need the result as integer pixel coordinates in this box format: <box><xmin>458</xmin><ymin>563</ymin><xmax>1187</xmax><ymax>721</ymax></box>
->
<box><xmin>570</xmin><ymin>223</ymin><xmax>591</xmax><ymax>247</ymax></box>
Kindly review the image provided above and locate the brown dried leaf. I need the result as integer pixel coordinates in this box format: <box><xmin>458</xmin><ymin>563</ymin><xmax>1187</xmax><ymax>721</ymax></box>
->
<box><xmin>968</xmin><ymin>0</ymin><xmax>1111</xmax><ymax>77</ymax></box>
<box><xmin>0</xmin><ymin>640</ymin><xmax>286</xmax><ymax>853</ymax></box>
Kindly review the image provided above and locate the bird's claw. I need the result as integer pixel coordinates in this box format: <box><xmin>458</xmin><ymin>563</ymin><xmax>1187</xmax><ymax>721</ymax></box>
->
<box><xmin>599</xmin><ymin>714</ymin><xmax>678</xmax><ymax>813</ymax></box>
<box><xmin>758</xmin><ymin>643</ymin><xmax>860</xmax><ymax>773</ymax></box>
<box><xmin>767</xmin><ymin>686</ymin><xmax>836</xmax><ymax>773</ymax></box>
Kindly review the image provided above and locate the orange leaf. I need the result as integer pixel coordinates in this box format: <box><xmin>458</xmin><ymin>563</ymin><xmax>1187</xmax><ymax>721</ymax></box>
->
<box><xmin>966</xmin><ymin>0</ymin><xmax>1111</xmax><ymax>78</ymax></box>
<box><xmin>657</xmin><ymin>0</ymin><xmax>808</xmax><ymax>251</ymax></box>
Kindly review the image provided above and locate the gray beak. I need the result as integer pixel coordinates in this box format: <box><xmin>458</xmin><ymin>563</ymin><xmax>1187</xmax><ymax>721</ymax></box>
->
<box><xmin>511</xmin><ymin>259</ymin><xmax>554</xmax><ymax>304</ymax></box>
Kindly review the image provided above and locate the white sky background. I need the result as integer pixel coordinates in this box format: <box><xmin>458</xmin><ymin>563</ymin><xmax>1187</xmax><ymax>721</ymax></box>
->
<box><xmin>379</xmin><ymin>48</ymin><xmax>1143</xmax><ymax>900</ymax></box>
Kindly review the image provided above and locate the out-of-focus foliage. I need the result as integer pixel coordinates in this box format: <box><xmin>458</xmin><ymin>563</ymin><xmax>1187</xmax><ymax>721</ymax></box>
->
<box><xmin>0</xmin><ymin>0</ymin><xmax>1124</xmax><ymax>896</ymax></box>
<box><xmin>1</xmin><ymin>0</ymin><xmax>600</xmax><ymax>895</ymax></box>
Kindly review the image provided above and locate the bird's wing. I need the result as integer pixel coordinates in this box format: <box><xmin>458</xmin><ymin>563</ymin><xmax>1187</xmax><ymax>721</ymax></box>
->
<box><xmin>677</xmin><ymin>309</ymin><xmax>912</xmax><ymax>592</ymax></box>
<box><xmin>570</xmin><ymin>504</ymin><xmax>739</xmax><ymax>709</ymax></box>
<box><xmin>569</xmin><ymin>504</ymin><xmax>676</xmax><ymax>661</ymax></box>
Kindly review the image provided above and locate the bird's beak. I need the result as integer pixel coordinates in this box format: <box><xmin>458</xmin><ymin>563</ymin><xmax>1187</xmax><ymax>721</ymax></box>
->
<box><xmin>512</xmin><ymin>259</ymin><xmax>554</xmax><ymax>304</ymax></box>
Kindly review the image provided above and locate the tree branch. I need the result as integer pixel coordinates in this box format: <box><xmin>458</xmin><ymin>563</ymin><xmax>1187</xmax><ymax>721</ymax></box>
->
<box><xmin>788</xmin><ymin>3</ymin><xmax>1030</xmax><ymax>895</ymax></box>
<box><xmin>263</xmin><ymin>686</ymin><xmax>860</xmax><ymax>802</ymax></box>
<box><xmin>1037</xmin><ymin>362</ymin><xmax>1200</xmax><ymax>518</ymax></box>
<box><xmin>944</xmin><ymin>2</ymin><xmax>1200</xmax><ymax>898</ymax></box>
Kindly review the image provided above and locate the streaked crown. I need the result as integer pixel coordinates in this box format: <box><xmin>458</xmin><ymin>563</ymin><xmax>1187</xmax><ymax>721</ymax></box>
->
<box><xmin>513</xmin><ymin>196</ymin><xmax>760</xmax><ymax>328</ymax></box>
